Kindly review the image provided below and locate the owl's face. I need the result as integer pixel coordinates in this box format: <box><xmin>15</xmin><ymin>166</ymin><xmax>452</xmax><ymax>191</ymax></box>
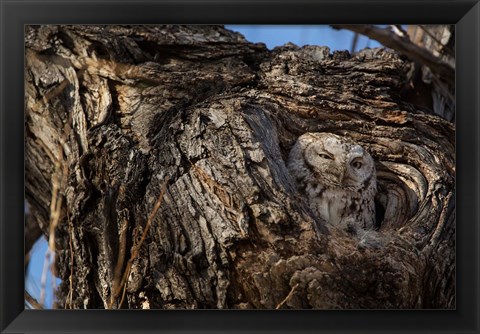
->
<box><xmin>300</xmin><ymin>133</ymin><xmax>375</xmax><ymax>191</ymax></box>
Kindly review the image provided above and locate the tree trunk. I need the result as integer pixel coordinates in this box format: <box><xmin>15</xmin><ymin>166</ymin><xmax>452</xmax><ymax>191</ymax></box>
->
<box><xmin>25</xmin><ymin>25</ymin><xmax>455</xmax><ymax>309</ymax></box>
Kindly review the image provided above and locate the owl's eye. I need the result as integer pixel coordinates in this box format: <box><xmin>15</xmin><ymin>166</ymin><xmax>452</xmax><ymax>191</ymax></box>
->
<box><xmin>351</xmin><ymin>160</ymin><xmax>363</xmax><ymax>169</ymax></box>
<box><xmin>318</xmin><ymin>153</ymin><xmax>333</xmax><ymax>160</ymax></box>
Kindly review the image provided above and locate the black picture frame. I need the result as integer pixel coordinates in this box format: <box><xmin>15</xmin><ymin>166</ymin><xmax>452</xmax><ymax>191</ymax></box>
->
<box><xmin>1</xmin><ymin>0</ymin><xmax>479</xmax><ymax>333</ymax></box>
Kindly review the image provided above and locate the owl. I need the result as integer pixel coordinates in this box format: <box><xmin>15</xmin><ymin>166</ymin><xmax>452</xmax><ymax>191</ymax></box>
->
<box><xmin>287</xmin><ymin>132</ymin><xmax>377</xmax><ymax>232</ymax></box>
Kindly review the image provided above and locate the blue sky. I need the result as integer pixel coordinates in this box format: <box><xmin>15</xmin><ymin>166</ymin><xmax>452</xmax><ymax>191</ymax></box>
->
<box><xmin>26</xmin><ymin>237</ymin><xmax>59</xmax><ymax>309</ymax></box>
<box><xmin>226</xmin><ymin>25</ymin><xmax>381</xmax><ymax>51</ymax></box>
<box><xmin>26</xmin><ymin>25</ymin><xmax>384</xmax><ymax>309</ymax></box>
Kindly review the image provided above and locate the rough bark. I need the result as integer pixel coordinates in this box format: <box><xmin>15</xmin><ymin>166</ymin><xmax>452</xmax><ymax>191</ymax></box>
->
<box><xmin>334</xmin><ymin>24</ymin><xmax>455</xmax><ymax>122</ymax></box>
<box><xmin>25</xmin><ymin>25</ymin><xmax>455</xmax><ymax>309</ymax></box>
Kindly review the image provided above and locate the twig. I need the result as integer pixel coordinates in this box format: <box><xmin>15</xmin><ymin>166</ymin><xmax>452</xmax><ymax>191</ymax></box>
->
<box><xmin>275</xmin><ymin>283</ymin><xmax>299</xmax><ymax>309</ymax></box>
<box><xmin>65</xmin><ymin>216</ymin><xmax>74</xmax><ymax>309</ymax></box>
<box><xmin>41</xmin><ymin>143</ymin><xmax>68</xmax><ymax>308</ymax></box>
<box><xmin>110</xmin><ymin>179</ymin><xmax>169</xmax><ymax>308</ymax></box>
<box><xmin>28</xmin><ymin>75</ymin><xmax>73</xmax><ymax>308</ymax></box>
<box><xmin>39</xmin><ymin>248</ymin><xmax>50</xmax><ymax>306</ymax></box>
<box><xmin>350</xmin><ymin>32</ymin><xmax>359</xmax><ymax>54</ymax></box>
<box><xmin>25</xmin><ymin>291</ymin><xmax>44</xmax><ymax>310</ymax></box>
<box><xmin>419</xmin><ymin>25</ymin><xmax>455</xmax><ymax>58</ymax></box>
<box><xmin>109</xmin><ymin>209</ymin><xmax>129</xmax><ymax>309</ymax></box>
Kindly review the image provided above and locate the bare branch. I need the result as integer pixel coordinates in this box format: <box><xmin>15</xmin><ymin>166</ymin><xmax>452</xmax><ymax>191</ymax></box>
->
<box><xmin>332</xmin><ymin>24</ymin><xmax>455</xmax><ymax>85</ymax></box>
